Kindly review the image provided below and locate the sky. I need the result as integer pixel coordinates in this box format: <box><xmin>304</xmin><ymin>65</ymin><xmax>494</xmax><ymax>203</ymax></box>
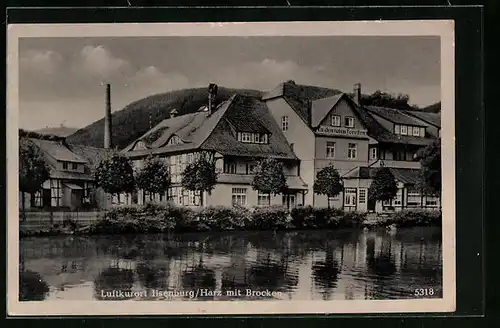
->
<box><xmin>18</xmin><ymin>36</ymin><xmax>440</xmax><ymax>130</ymax></box>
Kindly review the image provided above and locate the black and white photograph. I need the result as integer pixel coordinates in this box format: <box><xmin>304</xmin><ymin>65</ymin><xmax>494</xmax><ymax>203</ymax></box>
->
<box><xmin>8</xmin><ymin>21</ymin><xmax>455</xmax><ymax>315</ymax></box>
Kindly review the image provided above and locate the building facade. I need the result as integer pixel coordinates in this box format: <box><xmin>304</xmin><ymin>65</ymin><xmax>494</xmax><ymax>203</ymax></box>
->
<box><xmin>121</xmin><ymin>93</ymin><xmax>307</xmax><ymax>209</ymax></box>
<box><xmin>262</xmin><ymin>81</ymin><xmax>440</xmax><ymax>212</ymax></box>
<box><xmin>119</xmin><ymin>81</ymin><xmax>440</xmax><ymax>212</ymax></box>
<box><xmin>19</xmin><ymin>135</ymin><xmax>110</xmax><ymax>211</ymax></box>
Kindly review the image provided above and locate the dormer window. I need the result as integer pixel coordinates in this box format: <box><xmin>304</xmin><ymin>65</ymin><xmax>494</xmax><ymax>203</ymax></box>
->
<box><xmin>344</xmin><ymin>116</ymin><xmax>355</xmax><ymax>128</ymax></box>
<box><xmin>412</xmin><ymin>127</ymin><xmax>420</xmax><ymax>137</ymax></box>
<box><xmin>168</xmin><ymin>135</ymin><xmax>182</xmax><ymax>145</ymax></box>
<box><xmin>400</xmin><ymin>125</ymin><xmax>408</xmax><ymax>135</ymax></box>
<box><xmin>394</xmin><ymin>124</ymin><xmax>423</xmax><ymax>137</ymax></box>
<box><xmin>237</xmin><ymin>132</ymin><xmax>269</xmax><ymax>144</ymax></box>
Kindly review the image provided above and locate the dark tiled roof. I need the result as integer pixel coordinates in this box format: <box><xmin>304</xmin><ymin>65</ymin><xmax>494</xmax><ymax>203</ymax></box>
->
<box><xmin>402</xmin><ymin>110</ymin><xmax>441</xmax><ymax>128</ymax></box>
<box><xmin>29</xmin><ymin>138</ymin><xmax>87</xmax><ymax>163</ymax></box>
<box><xmin>124</xmin><ymin>94</ymin><xmax>296</xmax><ymax>160</ymax></box>
<box><xmin>351</xmin><ymin>106</ymin><xmax>434</xmax><ymax>146</ymax></box>
<box><xmin>365</xmin><ymin>106</ymin><xmax>427</xmax><ymax>127</ymax></box>
<box><xmin>201</xmin><ymin>95</ymin><xmax>297</xmax><ymax>159</ymax></box>
<box><xmin>123</xmin><ymin>97</ymin><xmax>234</xmax><ymax>157</ymax></box>
<box><xmin>26</xmin><ymin>138</ymin><xmax>96</xmax><ymax>181</ymax></box>
<box><xmin>343</xmin><ymin>166</ymin><xmax>421</xmax><ymax>185</ymax></box>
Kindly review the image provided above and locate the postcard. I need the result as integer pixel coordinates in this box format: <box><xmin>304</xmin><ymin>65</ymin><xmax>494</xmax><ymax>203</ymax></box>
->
<box><xmin>8</xmin><ymin>20</ymin><xmax>455</xmax><ymax>315</ymax></box>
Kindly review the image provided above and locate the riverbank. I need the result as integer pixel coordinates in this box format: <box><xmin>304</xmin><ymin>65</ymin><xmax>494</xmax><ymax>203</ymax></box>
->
<box><xmin>19</xmin><ymin>204</ymin><xmax>441</xmax><ymax>238</ymax></box>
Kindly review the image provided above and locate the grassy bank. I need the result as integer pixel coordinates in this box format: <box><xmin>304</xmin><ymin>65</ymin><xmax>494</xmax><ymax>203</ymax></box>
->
<box><xmin>19</xmin><ymin>204</ymin><xmax>442</xmax><ymax>237</ymax></box>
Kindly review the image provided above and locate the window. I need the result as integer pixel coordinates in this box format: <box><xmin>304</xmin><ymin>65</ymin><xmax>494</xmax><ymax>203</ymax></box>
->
<box><xmin>83</xmin><ymin>182</ymin><xmax>92</xmax><ymax>203</ymax></box>
<box><xmin>258</xmin><ymin>191</ymin><xmax>270</xmax><ymax>206</ymax></box>
<box><xmin>394</xmin><ymin>124</ymin><xmax>401</xmax><ymax>134</ymax></box>
<box><xmin>290</xmin><ymin>143</ymin><xmax>294</xmax><ymax>152</ymax></box>
<box><xmin>370</xmin><ymin>148</ymin><xmax>377</xmax><ymax>160</ymax></box>
<box><xmin>379</xmin><ymin>149</ymin><xmax>387</xmax><ymax>160</ymax></box>
<box><xmin>33</xmin><ymin>190</ymin><xmax>43</xmax><ymax>207</ymax></box>
<box><xmin>348</xmin><ymin>143</ymin><xmax>357</xmax><ymax>159</ymax></box>
<box><xmin>72</xmin><ymin>163</ymin><xmax>78</xmax><ymax>170</ymax></box>
<box><xmin>51</xmin><ymin>179</ymin><xmax>62</xmax><ymax>207</ymax></box>
<box><xmin>62</xmin><ymin>162</ymin><xmax>68</xmax><ymax>170</ymax></box>
<box><xmin>344</xmin><ymin>188</ymin><xmax>357</xmax><ymax>206</ymax></box>
<box><xmin>425</xmin><ymin>199</ymin><xmax>438</xmax><ymax>206</ymax></box>
<box><xmin>232</xmin><ymin>188</ymin><xmax>247</xmax><ymax>206</ymax></box>
<box><xmin>188</xmin><ymin>190</ymin><xmax>200</xmax><ymax>206</ymax></box>
<box><xmin>331</xmin><ymin>115</ymin><xmax>341</xmax><ymax>127</ymax></box>
<box><xmin>326</xmin><ymin>142</ymin><xmax>335</xmax><ymax>158</ymax></box>
<box><xmin>400</xmin><ymin>125</ymin><xmax>408</xmax><ymax>135</ymax></box>
<box><xmin>344</xmin><ymin>116</ymin><xmax>354</xmax><ymax>128</ymax></box>
<box><xmin>237</xmin><ymin>132</ymin><xmax>269</xmax><ymax>144</ymax></box>
<box><xmin>168</xmin><ymin>187</ymin><xmax>177</xmax><ymax>202</ymax></box>
<box><xmin>224</xmin><ymin>160</ymin><xmax>237</xmax><ymax>174</ymax></box>
<box><xmin>393</xmin><ymin>150</ymin><xmax>407</xmax><ymax>161</ymax></box>
<box><xmin>281</xmin><ymin>116</ymin><xmax>289</xmax><ymax>131</ymax></box>
<box><xmin>358</xmin><ymin>189</ymin><xmax>367</xmax><ymax>204</ymax></box>
<box><xmin>246</xmin><ymin>163</ymin><xmax>256</xmax><ymax>175</ymax></box>
<box><xmin>412</xmin><ymin>126</ymin><xmax>420</xmax><ymax>136</ymax></box>
<box><xmin>241</xmin><ymin>132</ymin><xmax>251</xmax><ymax>142</ymax></box>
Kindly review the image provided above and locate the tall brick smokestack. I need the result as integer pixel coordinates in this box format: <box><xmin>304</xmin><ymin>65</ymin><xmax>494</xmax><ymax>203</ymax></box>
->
<box><xmin>353</xmin><ymin>83</ymin><xmax>361</xmax><ymax>106</ymax></box>
<box><xmin>104</xmin><ymin>83</ymin><xmax>112</xmax><ymax>149</ymax></box>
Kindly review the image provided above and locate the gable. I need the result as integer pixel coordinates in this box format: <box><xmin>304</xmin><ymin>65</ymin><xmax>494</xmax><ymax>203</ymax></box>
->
<box><xmin>316</xmin><ymin>97</ymin><xmax>368</xmax><ymax>131</ymax></box>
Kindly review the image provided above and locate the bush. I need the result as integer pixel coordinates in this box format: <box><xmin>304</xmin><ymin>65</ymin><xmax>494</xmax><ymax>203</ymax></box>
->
<box><xmin>390</xmin><ymin>209</ymin><xmax>442</xmax><ymax>227</ymax></box>
<box><xmin>80</xmin><ymin>204</ymin><xmax>369</xmax><ymax>235</ymax></box>
<box><xmin>249</xmin><ymin>205</ymin><xmax>291</xmax><ymax>230</ymax></box>
<box><xmin>290</xmin><ymin>206</ymin><xmax>364</xmax><ymax>229</ymax></box>
<box><xmin>192</xmin><ymin>206</ymin><xmax>250</xmax><ymax>231</ymax></box>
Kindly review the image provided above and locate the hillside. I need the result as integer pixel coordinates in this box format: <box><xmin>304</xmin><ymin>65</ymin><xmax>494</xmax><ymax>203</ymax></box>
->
<box><xmin>34</xmin><ymin>126</ymin><xmax>79</xmax><ymax>137</ymax></box>
<box><xmin>66</xmin><ymin>87</ymin><xmax>262</xmax><ymax>149</ymax></box>
<box><xmin>421</xmin><ymin>102</ymin><xmax>441</xmax><ymax>113</ymax></box>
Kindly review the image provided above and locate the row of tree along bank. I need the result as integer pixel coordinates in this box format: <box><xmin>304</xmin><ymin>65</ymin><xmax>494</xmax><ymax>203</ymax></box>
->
<box><xmin>19</xmin><ymin>204</ymin><xmax>441</xmax><ymax>237</ymax></box>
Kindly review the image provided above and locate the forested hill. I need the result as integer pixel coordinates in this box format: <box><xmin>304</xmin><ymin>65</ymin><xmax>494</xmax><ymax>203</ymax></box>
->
<box><xmin>66</xmin><ymin>87</ymin><xmax>262</xmax><ymax>149</ymax></box>
<box><xmin>421</xmin><ymin>101</ymin><xmax>441</xmax><ymax>113</ymax></box>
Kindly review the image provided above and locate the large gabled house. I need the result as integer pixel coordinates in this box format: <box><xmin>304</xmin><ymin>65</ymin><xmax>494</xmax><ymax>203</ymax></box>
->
<box><xmin>262</xmin><ymin>81</ymin><xmax>440</xmax><ymax>212</ymax></box>
<box><xmin>19</xmin><ymin>133</ymin><xmax>111</xmax><ymax>211</ymax></box>
<box><xmin>121</xmin><ymin>93</ymin><xmax>307</xmax><ymax>208</ymax></box>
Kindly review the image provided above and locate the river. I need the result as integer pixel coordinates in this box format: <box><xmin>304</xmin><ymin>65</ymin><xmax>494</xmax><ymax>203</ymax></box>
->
<box><xmin>19</xmin><ymin>227</ymin><xmax>442</xmax><ymax>301</ymax></box>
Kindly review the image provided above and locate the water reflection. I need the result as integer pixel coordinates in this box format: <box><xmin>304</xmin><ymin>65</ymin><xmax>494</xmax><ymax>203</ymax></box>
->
<box><xmin>19</xmin><ymin>228</ymin><xmax>443</xmax><ymax>301</ymax></box>
<box><xmin>19</xmin><ymin>270</ymin><xmax>49</xmax><ymax>301</ymax></box>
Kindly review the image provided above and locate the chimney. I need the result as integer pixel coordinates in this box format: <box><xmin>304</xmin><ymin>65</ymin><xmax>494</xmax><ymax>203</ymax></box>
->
<box><xmin>208</xmin><ymin>83</ymin><xmax>218</xmax><ymax>115</ymax></box>
<box><xmin>104</xmin><ymin>83</ymin><xmax>112</xmax><ymax>149</ymax></box>
<box><xmin>170</xmin><ymin>108</ymin><xmax>178</xmax><ymax>118</ymax></box>
<box><xmin>353</xmin><ymin>83</ymin><xmax>361</xmax><ymax>106</ymax></box>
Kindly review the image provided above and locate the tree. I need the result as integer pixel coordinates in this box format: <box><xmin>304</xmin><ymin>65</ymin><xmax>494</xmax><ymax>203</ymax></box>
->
<box><xmin>417</xmin><ymin>139</ymin><xmax>441</xmax><ymax>196</ymax></box>
<box><xmin>348</xmin><ymin>90</ymin><xmax>420</xmax><ymax>111</ymax></box>
<box><xmin>19</xmin><ymin>138</ymin><xmax>50</xmax><ymax>216</ymax></box>
<box><xmin>252</xmin><ymin>158</ymin><xmax>287</xmax><ymax>203</ymax></box>
<box><xmin>368</xmin><ymin>167</ymin><xmax>398</xmax><ymax>207</ymax></box>
<box><xmin>92</xmin><ymin>151</ymin><xmax>136</xmax><ymax>203</ymax></box>
<box><xmin>135</xmin><ymin>156</ymin><xmax>170</xmax><ymax>203</ymax></box>
<box><xmin>181</xmin><ymin>152</ymin><xmax>218</xmax><ymax>206</ymax></box>
<box><xmin>313</xmin><ymin>165</ymin><xmax>343</xmax><ymax>209</ymax></box>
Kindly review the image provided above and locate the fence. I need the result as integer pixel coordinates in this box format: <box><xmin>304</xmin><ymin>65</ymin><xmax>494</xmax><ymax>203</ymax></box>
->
<box><xmin>19</xmin><ymin>210</ymin><xmax>105</xmax><ymax>232</ymax></box>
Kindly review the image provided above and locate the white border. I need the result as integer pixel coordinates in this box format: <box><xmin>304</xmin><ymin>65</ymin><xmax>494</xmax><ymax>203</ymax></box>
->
<box><xmin>7</xmin><ymin>20</ymin><xmax>456</xmax><ymax>316</ymax></box>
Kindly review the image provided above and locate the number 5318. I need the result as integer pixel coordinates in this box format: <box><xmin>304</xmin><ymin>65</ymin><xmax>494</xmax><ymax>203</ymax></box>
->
<box><xmin>414</xmin><ymin>288</ymin><xmax>435</xmax><ymax>297</ymax></box>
